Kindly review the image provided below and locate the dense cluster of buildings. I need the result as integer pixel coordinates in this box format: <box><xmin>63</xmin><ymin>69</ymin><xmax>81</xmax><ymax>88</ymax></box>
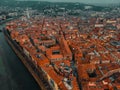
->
<box><xmin>0</xmin><ymin>6</ymin><xmax>21</xmax><ymax>23</ymax></box>
<box><xmin>5</xmin><ymin>15</ymin><xmax>120</xmax><ymax>90</ymax></box>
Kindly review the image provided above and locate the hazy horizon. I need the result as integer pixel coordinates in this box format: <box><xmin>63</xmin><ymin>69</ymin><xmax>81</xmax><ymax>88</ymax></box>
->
<box><xmin>18</xmin><ymin>0</ymin><xmax>120</xmax><ymax>4</ymax></box>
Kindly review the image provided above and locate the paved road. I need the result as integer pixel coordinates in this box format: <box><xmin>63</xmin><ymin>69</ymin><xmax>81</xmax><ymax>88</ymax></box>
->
<box><xmin>0</xmin><ymin>31</ymin><xmax>40</xmax><ymax>90</ymax></box>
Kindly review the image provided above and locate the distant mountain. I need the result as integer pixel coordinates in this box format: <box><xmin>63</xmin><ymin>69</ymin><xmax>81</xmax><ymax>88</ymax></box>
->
<box><xmin>0</xmin><ymin>0</ymin><xmax>15</xmax><ymax>6</ymax></box>
<box><xmin>89</xmin><ymin>3</ymin><xmax>120</xmax><ymax>7</ymax></box>
<box><xmin>0</xmin><ymin>0</ymin><xmax>106</xmax><ymax>11</ymax></box>
<box><xmin>0</xmin><ymin>0</ymin><xmax>120</xmax><ymax>8</ymax></box>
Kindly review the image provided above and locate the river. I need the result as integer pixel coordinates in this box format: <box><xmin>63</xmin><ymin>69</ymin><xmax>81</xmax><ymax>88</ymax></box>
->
<box><xmin>0</xmin><ymin>24</ymin><xmax>40</xmax><ymax>90</ymax></box>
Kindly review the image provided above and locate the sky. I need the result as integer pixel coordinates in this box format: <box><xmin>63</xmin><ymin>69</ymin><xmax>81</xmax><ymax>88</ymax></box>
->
<box><xmin>23</xmin><ymin>0</ymin><xmax>120</xmax><ymax>4</ymax></box>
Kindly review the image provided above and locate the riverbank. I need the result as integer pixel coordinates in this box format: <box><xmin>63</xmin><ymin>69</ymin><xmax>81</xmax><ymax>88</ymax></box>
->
<box><xmin>0</xmin><ymin>24</ymin><xmax>40</xmax><ymax>90</ymax></box>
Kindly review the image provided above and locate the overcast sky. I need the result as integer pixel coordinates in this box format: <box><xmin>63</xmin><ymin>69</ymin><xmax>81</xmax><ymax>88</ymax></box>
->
<box><xmin>25</xmin><ymin>0</ymin><xmax>120</xmax><ymax>4</ymax></box>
